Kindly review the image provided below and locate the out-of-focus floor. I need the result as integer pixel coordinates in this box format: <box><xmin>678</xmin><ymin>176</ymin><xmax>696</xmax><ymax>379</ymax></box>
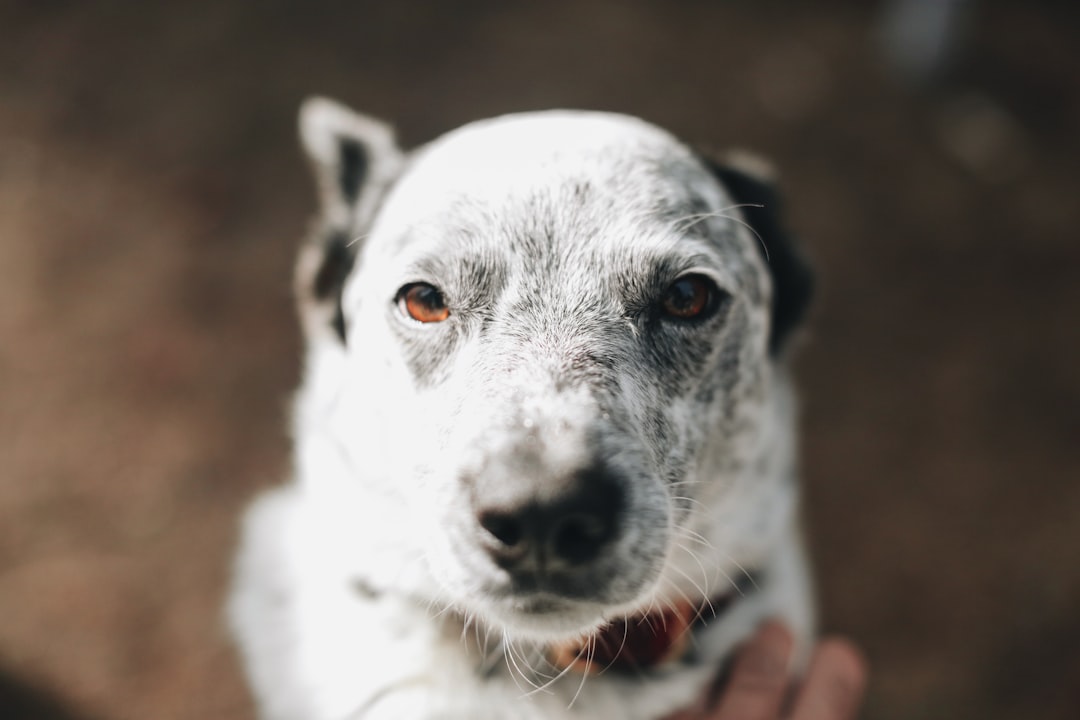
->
<box><xmin>1</xmin><ymin>2</ymin><xmax>1077</xmax><ymax>719</ymax></box>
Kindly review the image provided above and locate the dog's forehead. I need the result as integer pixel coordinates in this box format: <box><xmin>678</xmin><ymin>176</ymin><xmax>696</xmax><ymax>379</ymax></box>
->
<box><xmin>370</xmin><ymin>111</ymin><xmax>723</xmax><ymax>245</ymax></box>
<box><xmin>350</xmin><ymin>111</ymin><xmax>770</xmax><ymax>313</ymax></box>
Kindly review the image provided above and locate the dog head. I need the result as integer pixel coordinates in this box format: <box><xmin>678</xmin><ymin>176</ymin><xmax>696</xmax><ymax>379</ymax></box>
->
<box><xmin>293</xmin><ymin>99</ymin><xmax>811</xmax><ymax>643</ymax></box>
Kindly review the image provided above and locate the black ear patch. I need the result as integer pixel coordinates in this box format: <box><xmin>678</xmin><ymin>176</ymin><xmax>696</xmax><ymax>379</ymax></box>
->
<box><xmin>307</xmin><ymin>139</ymin><xmax>368</xmax><ymax>343</ymax></box>
<box><xmin>337</xmin><ymin>138</ymin><xmax>368</xmax><ymax>207</ymax></box>
<box><xmin>704</xmin><ymin>159</ymin><xmax>814</xmax><ymax>356</ymax></box>
<box><xmin>313</xmin><ymin>229</ymin><xmax>356</xmax><ymax>342</ymax></box>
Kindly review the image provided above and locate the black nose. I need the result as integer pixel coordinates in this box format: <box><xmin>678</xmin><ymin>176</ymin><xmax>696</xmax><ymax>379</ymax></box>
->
<box><xmin>475</xmin><ymin>467</ymin><xmax>624</xmax><ymax>569</ymax></box>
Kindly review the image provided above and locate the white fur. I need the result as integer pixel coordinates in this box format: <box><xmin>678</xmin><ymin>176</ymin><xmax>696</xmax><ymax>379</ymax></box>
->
<box><xmin>229</xmin><ymin>100</ymin><xmax>814</xmax><ymax>719</ymax></box>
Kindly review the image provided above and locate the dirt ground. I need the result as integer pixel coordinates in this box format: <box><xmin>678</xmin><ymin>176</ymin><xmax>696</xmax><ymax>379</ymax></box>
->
<box><xmin>1</xmin><ymin>2</ymin><xmax>1078</xmax><ymax>719</ymax></box>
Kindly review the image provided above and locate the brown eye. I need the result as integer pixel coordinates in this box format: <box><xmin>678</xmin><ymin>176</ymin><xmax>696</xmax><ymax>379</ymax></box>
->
<box><xmin>661</xmin><ymin>274</ymin><xmax>721</xmax><ymax>321</ymax></box>
<box><xmin>398</xmin><ymin>283</ymin><xmax>450</xmax><ymax>323</ymax></box>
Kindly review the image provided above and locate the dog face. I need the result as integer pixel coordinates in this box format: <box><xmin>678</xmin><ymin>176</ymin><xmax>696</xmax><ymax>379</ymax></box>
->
<box><xmin>294</xmin><ymin>100</ymin><xmax>811</xmax><ymax>643</ymax></box>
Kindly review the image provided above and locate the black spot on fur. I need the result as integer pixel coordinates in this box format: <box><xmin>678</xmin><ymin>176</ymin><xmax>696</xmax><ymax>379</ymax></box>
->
<box><xmin>314</xmin><ymin>230</ymin><xmax>356</xmax><ymax>342</ymax></box>
<box><xmin>313</xmin><ymin>231</ymin><xmax>353</xmax><ymax>300</ymax></box>
<box><xmin>702</xmin><ymin>158</ymin><xmax>814</xmax><ymax>356</ymax></box>
<box><xmin>330</xmin><ymin>302</ymin><xmax>347</xmax><ymax>342</ymax></box>
<box><xmin>351</xmin><ymin>578</ymin><xmax>382</xmax><ymax>600</ymax></box>
<box><xmin>337</xmin><ymin>137</ymin><xmax>367</xmax><ymax>206</ymax></box>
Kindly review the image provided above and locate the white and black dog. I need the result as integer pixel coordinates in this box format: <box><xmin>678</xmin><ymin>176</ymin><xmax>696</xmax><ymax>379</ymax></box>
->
<box><xmin>229</xmin><ymin>99</ymin><xmax>816</xmax><ymax>720</ymax></box>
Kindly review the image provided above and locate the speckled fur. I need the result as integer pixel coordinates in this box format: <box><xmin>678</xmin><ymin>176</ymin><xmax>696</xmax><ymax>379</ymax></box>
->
<box><xmin>228</xmin><ymin>99</ymin><xmax>815</xmax><ymax>720</ymax></box>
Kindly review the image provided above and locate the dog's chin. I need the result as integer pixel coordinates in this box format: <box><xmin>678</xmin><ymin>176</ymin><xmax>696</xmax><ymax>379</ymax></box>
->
<box><xmin>437</xmin><ymin>534</ymin><xmax>669</xmax><ymax>641</ymax></box>
<box><xmin>474</xmin><ymin>594</ymin><xmax>620</xmax><ymax>643</ymax></box>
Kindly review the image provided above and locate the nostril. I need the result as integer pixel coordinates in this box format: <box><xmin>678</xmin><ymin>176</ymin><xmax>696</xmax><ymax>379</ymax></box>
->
<box><xmin>478</xmin><ymin>511</ymin><xmax>524</xmax><ymax>549</ymax></box>
<box><xmin>472</xmin><ymin>466</ymin><xmax>624</xmax><ymax>569</ymax></box>
<box><xmin>552</xmin><ymin>512</ymin><xmax>613</xmax><ymax>564</ymax></box>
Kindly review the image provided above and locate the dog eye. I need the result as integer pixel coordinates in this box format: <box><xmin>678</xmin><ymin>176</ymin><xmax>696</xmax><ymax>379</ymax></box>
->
<box><xmin>660</xmin><ymin>274</ymin><xmax>722</xmax><ymax>321</ymax></box>
<box><xmin>398</xmin><ymin>283</ymin><xmax>450</xmax><ymax>323</ymax></box>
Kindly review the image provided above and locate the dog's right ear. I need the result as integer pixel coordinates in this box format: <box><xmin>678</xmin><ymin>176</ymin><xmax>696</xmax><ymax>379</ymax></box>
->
<box><xmin>296</xmin><ymin>97</ymin><xmax>404</xmax><ymax>343</ymax></box>
<box><xmin>701</xmin><ymin>153</ymin><xmax>814</xmax><ymax>358</ymax></box>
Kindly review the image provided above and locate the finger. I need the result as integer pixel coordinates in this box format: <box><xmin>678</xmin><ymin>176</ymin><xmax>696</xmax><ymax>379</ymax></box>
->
<box><xmin>659</xmin><ymin>711</ymin><xmax>695</xmax><ymax>720</ymax></box>
<box><xmin>711</xmin><ymin>621</ymin><xmax>794</xmax><ymax>720</ymax></box>
<box><xmin>788</xmin><ymin>638</ymin><xmax>868</xmax><ymax>720</ymax></box>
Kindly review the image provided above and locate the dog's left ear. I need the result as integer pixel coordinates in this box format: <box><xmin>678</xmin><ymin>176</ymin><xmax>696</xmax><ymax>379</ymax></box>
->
<box><xmin>702</xmin><ymin>153</ymin><xmax>814</xmax><ymax>357</ymax></box>
<box><xmin>296</xmin><ymin>98</ymin><xmax>405</xmax><ymax>343</ymax></box>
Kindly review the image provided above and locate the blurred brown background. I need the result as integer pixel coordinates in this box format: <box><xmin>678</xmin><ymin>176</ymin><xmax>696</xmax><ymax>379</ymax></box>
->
<box><xmin>1</xmin><ymin>1</ymin><xmax>1078</xmax><ymax>719</ymax></box>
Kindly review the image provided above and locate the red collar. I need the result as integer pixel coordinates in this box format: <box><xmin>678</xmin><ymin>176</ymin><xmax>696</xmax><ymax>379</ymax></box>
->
<box><xmin>547</xmin><ymin>582</ymin><xmax>752</xmax><ymax>674</ymax></box>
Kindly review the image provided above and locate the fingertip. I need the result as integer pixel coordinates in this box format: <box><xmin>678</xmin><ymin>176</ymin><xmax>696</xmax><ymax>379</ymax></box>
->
<box><xmin>815</xmin><ymin>637</ymin><xmax>869</xmax><ymax>691</ymax></box>
<box><xmin>753</xmin><ymin>619</ymin><xmax>795</xmax><ymax>651</ymax></box>
<box><xmin>736</xmin><ymin>620</ymin><xmax>795</xmax><ymax>679</ymax></box>
<box><xmin>788</xmin><ymin>636</ymin><xmax>868</xmax><ymax>720</ymax></box>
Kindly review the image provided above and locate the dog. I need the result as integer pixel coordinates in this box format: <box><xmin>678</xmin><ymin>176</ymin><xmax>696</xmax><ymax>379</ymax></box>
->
<box><xmin>228</xmin><ymin>98</ymin><xmax>816</xmax><ymax>720</ymax></box>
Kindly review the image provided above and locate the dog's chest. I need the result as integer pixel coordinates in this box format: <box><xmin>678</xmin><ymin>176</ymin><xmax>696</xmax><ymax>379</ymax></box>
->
<box><xmin>294</xmin><ymin>585</ymin><xmax>714</xmax><ymax>720</ymax></box>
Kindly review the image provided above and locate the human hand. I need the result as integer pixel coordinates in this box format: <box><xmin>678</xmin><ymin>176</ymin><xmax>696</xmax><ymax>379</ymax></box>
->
<box><xmin>664</xmin><ymin>622</ymin><xmax>867</xmax><ymax>720</ymax></box>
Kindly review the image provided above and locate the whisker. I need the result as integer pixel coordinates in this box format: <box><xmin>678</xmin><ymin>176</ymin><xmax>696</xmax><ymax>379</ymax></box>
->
<box><xmin>669</xmin><ymin>204</ymin><xmax>759</xmax><ymax>234</ymax></box>
<box><xmin>669</xmin><ymin>206</ymin><xmax>770</xmax><ymax>261</ymax></box>
<box><xmin>714</xmin><ymin>562</ymin><xmax>745</xmax><ymax>598</ymax></box>
<box><xmin>727</xmin><ymin>555</ymin><xmax>761</xmax><ymax>592</ymax></box>
<box><xmin>566</xmin><ymin>636</ymin><xmax>595</xmax><ymax>709</ymax></box>
<box><xmin>676</xmin><ymin>526</ymin><xmax>716</xmax><ymax>552</ymax></box>
<box><xmin>669</xmin><ymin>494</ymin><xmax>709</xmax><ymax>514</ymax></box>
<box><xmin>670</xmin><ymin>561</ymin><xmax>709</xmax><ymax>601</ymax></box>
<box><xmin>503</xmin><ymin>633</ymin><xmax>540</xmax><ymax>692</ymax></box>
<box><xmin>675</xmin><ymin>540</ymin><xmax>713</xmax><ymax>600</ymax></box>
<box><xmin>524</xmin><ymin>637</ymin><xmax>588</xmax><ymax>699</ymax></box>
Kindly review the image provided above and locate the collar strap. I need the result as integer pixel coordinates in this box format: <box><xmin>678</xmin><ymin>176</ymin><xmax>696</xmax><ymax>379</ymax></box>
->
<box><xmin>547</xmin><ymin>570</ymin><xmax>760</xmax><ymax>675</ymax></box>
